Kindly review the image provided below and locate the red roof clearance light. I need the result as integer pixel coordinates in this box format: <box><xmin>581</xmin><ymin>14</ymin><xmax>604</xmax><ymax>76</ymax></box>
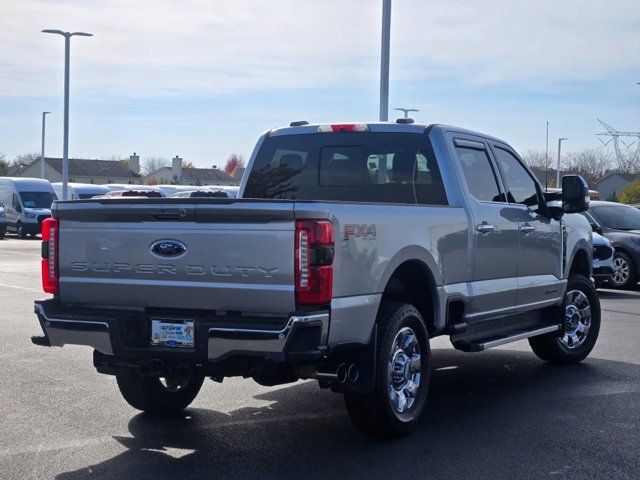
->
<box><xmin>317</xmin><ymin>123</ymin><xmax>369</xmax><ymax>133</ymax></box>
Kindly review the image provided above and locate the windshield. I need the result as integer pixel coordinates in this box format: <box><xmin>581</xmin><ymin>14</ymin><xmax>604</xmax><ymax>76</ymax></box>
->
<box><xmin>591</xmin><ymin>205</ymin><xmax>640</xmax><ymax>230</ymax></box>
<box><xmin>19</xmin><ymin>191</ymin><xmax>55</xmax><ymax>209</ymax></box>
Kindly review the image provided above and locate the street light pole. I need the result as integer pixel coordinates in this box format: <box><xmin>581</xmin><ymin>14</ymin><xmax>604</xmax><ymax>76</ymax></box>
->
<box><xmin>40</xmin><ymin>112</ymin><xmax>50</xmax><ymax>179</ymax></box>
<box><xmin>557</xmin><ymin>137</ymin><xmax>567</xmax><ymax>187</ymax></box>
<box><xmin>379</xmin><ymin>0</ymin><xmax>391</xmax><ymax>121</ymax></box>
<box><xmin>42</xmin><ymin>29</ymin><xmax>93</xmax><ymax>200</ymax></box>
<box><xmin>545</xmin><ymin>121</ymin><xmax>549</xmax><ymax>189</ymax></box>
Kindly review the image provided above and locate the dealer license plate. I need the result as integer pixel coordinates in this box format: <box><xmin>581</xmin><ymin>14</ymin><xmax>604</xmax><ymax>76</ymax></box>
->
<box><xmin>150</xmin><ymin>319</ymin><xmax>195</xmax><ymax>348</ymax></box>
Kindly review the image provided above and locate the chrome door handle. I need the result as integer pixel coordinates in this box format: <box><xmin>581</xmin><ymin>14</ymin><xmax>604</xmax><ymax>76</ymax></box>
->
<box><xmin>519</xmin><ymin>224</ymin><xmax>536</xmax><ymax>234</ymax></box>
<box><xmin>476</xmin><ymin>222</ymin><xmax>495</xmax><ymax>234</ymax></box>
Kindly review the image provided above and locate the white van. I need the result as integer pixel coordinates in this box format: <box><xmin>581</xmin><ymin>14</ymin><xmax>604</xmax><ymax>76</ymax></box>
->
<box><xmin>52</xmin><ymin>182</ymin><xmax>110</xmax><ymax>200</ymax></box>
<box><xmin>0</xmin><ymin>178</ymin><xmax>56</xmax><ymax>238</ymax></box>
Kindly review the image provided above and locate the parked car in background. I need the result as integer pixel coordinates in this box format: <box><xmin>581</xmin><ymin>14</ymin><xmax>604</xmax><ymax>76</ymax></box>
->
<box><xmin>52</xmin><ymin>182</ymin><xmax>110</xmax><ymax>200</ymax></box>
<box><xmin>0</xmin><ymin>177</ymin><xmax>55</xmax><ymax>238</ymax></box>
<box><xmin>171</xmin><ymin>189</ymin><xmax>230</xmax><ymax>198</ymax></box>
<box><xmin>103</xmin><ymin>189</ymin><xmax>164</xmax><ymax>198</ymax></box>
<box><xmin>582</xmin><ymin>201</ymin><xmax>640</xmax><ymax>289</ymax></box>
<box><xmin>0</xmin><ymin>204</ymin><xmax>6</xmax><ymax>239</ymax></box>
<box><xmin>592</xmin><ymin>231</ymin><xmax>614</xmax><ymax>287</ymax></box>
<box><xmin>104</xmin><ymin>184</ymin><xmax>166</xmax><ymax>196</ymax></box>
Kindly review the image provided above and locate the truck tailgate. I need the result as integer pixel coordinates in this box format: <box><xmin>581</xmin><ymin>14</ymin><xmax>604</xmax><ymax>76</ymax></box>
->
<box><xmin>54</xmin><ymin>200</ymin><xmax>295</xmax><ymax>314</ymax></box>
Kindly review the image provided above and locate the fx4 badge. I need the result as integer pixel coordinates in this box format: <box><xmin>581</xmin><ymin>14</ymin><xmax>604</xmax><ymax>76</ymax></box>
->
<box><xmin>344</xmin><ymin>224</ymin><xmax>377</xmax><ymax>240</ymax></box>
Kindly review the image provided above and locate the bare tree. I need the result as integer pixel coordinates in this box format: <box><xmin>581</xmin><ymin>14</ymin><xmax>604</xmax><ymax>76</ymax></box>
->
<box><xmin>521</xmin><ymin>149</ymin><xmax>551</xmax><ymax>171</ymax></box>
<box><xmin>562</xmin><ymin>149</ymin><xmax>613</xmax><ymax>186</ymax></box>
<box><xmin>612</xmin><ymin>145</ymin><xmax>640</xmax><ymax>174</ymax></box>
<box><xmin>142</xmin><ymin>156</ymin><xmax>170</xmax><ymax>175</ymax></box>
<box><xmin>0</xmin><ymin>151</ymin><xmax>8</xmax><ymax>176</ymax></box>
<box><xmin>13</xmin><ymin>152</ymin><xmax>41</xmax><ymax>169</ymax></box>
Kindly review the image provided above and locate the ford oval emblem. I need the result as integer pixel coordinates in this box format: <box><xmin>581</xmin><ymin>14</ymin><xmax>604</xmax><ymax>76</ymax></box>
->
<box><xmin>150</xmin><ymin>239</ymin><xmax>187</xmax><ymax>258</ymax></box>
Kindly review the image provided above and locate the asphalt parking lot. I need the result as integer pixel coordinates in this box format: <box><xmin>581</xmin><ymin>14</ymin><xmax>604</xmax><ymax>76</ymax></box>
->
<box><xmin>0</xmin><ymin>235</ymin><xmax>639</xmax><ymax>480</ymax></box>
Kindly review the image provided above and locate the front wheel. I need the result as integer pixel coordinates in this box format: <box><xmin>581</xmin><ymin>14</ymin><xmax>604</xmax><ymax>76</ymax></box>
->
<box><xmin>610</xmin><ymin>251</ymin><xmax>636</xmax><ymax>289</ymax></box>
<box><xmin>344</xmin><ymin>302</ymin><xmax>431</xmax><ymax>437</ymax></box>
<box><xmin>529</xmin><ymin>274</ymin><xmax>600</xmax><ymax>363</ymax></box>
<box><xmin>16</xmin><ymin>222</ymin><xmax>27</xmax><ymax>239</ymax></box>
<box><xmin>116</xmin><ymin>373</ymin><xmax>204</xmax><ymax>414</ymax></box>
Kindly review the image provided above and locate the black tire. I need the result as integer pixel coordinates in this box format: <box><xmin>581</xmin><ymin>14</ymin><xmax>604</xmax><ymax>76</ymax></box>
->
<box><xmin>344</xmin><ymin>302</ymin><xmax>431</xmax><ymax>437</ymax></box>
<box><xmin>529</xmin><ymin>274</ymin><xmax>600</xmax><ymax>363</ymax></box>
<box><xmin>116</xmin><ymin>373</ymin><xmax>204</xmax><ymax>414</ymax></box>
<box><xmin>17</xmin><ymin>222</ymin><xmax>27</xmax><ymax>239</ymax></box>
<box><xmin>610</xmin><ymin>251</ymin><xmax>636</xmax><ymax>289</ymax></box>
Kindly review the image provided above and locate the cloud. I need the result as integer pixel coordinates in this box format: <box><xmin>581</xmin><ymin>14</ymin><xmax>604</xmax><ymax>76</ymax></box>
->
<box><xmin>1</xmin><ymin>0</ymin><xmax>638</xmax><ymax>99</ymax></box>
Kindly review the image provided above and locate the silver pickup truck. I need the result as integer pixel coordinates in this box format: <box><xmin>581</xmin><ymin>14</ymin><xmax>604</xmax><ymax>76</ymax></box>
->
<box><xmin>32</xmin><ymin>122</ymin><xmax>599</xmax><ymax>437</ymax></box>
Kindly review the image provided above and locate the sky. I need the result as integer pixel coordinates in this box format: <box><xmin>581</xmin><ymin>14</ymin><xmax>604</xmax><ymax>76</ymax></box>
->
<box><xmin>1</xmin><ymin>0</ymin><xmax>639</xmax><ymax>168</ymax></box>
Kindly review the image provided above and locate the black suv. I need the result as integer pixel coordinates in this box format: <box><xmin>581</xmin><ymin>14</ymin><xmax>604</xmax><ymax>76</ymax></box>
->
<box><xmin>582</xmin><ymin>201</ymin><xmax>640</xmax><ymax>289</ymax></box>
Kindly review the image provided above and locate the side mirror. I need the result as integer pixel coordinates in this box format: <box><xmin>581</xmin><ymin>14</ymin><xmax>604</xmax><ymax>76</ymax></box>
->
<box><xmin>562</xmin><ymin>175</ymin><xmax>589</xmax><ymax>214</ymax></box>
<box><xmin>590</xmin><ymin>223</ymin><xmax>601</xmax><ymax>234</ymax></box>
<box><xmin>14</xmin><ymin>203</ymin><xmax>22</xmax><ymax>213</ymax></box>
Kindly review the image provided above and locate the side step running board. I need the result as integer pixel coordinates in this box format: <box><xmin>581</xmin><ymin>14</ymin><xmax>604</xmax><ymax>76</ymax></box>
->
<box><xmin>452</xmin><ymin>324</ymin><xmax>560</xmax><ymax>352</ymax></box>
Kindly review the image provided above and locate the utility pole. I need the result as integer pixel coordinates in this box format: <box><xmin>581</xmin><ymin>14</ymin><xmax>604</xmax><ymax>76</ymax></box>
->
<box><xmin>557</xmin><ymin>137</ymin><xmax>567</xmax><ymax>188</ymax></box>
<box><xmin>379</xmin><ymin>0</ymin><xmax>391</xmax><ymax>121</ymax></box>
<box><xmin>40</xmin><ymin>111</ymin><xmax>50</xmax><ymax>179</ymax></box>
<box><xmin>42</xmin><ymin>29</ymin><xmax>93</xmax><ymax>200</ymax></box>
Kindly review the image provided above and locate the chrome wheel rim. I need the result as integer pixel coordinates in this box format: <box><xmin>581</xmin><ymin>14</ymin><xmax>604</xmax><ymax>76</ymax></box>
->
<box><xmin>612</xmin><ymin>256</ymin><xmax>630</xmax><ymax>285</ymax></box>
<box><xmin>160</xmin><ymin>376</ymin><xmax>191</xmax><ymax>392</ymax></box>
<box><xmin>387</xmin><ymin>327</ymin><xmax>421</xmax><ymax>414</ymax></box>
<box><xmin>560</xmin><ymin>290</ymin><xmax>591</xmax><ymax>349</ymax></box>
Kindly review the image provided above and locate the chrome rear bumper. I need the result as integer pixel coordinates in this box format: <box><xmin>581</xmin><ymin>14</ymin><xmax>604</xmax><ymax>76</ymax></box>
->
<box><xmin>34</xmin><ymin>303</ymin><xmax>113</xmax><ymax>354</ymax></box>
<box><xmin>34</xmin><ymin>301</ymin><xmax>329</xmax><ymax>362</ymax></box>
<box><xmin>208</xmin><ymin>313</ymin><xmax>329</xmax><ymax>361</ymax></box>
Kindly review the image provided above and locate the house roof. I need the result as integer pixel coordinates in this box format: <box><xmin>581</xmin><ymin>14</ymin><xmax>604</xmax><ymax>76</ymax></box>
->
<box><xmin>596</xmin><ymin>172</ymin><xmax>637</xmax><ymax>185</ymax></box>
<box><xmin>181</xmin><ymin>167</ymin><xmax>234</xmax><ymax>182</ymax></box>
<box><xmin>146</xmin><ymin>166</ymin><xmax>235</xmax><ymax>183</ymax></box>
<box><xmin>19</xmin><ymin>157</ymin><xmax>139</xmax><ymax>179</ymax></box>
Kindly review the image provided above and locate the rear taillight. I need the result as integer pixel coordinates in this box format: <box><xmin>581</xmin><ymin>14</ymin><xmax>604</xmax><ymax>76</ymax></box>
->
<box><xmin>295</xmin><ymin>220</ymin><xmax>334</xmax><ymax>306</ymax></box>
<box><xmin>41</xmin><ymin>217</ymin><xmax>59</xmax><ymax>294</ymax></box>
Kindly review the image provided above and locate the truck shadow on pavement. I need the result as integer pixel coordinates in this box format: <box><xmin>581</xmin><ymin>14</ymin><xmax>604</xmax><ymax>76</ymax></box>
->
<box><xmin>56</xmin><ymin>349</ymin><xmax>639</xmax><ymax>480</ymax></box>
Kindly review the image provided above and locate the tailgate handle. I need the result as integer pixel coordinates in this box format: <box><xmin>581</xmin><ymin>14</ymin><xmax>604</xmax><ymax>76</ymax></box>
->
<box><xmin>151</xmin><ymin>209</ymin><xmax>190</xmax><ymax>221</ymax></box>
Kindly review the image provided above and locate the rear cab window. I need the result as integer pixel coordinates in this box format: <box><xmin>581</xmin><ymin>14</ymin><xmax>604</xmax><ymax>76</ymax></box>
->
<box><xmin>243</xmin><ymin>132</ymin><xmax>448</xmax><ymax>205</ymax></box>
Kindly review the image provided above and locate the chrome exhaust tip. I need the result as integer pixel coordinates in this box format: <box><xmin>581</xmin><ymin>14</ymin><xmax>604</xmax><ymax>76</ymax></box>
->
<box><xmin>336</xmin><ymin>363</ymin><xmax>347</xmax><ymax>383</ymax></box>
<box><xmin>347</xmin><ymin>363</ymin><xmax>359</xmax><ymax>383</ymax></box>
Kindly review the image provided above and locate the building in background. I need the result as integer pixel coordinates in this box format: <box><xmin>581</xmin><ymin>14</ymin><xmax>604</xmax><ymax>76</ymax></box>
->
<box><xmin>144</xmin><ymin>156</ymin><xmax>238</xmax><ymax>186</ymax></box>
<box><xmin>12</xmin><ymin>153</ymin><xmax>142</xmax><ymax>185</ymax></box>
<box><xmin>595</xmin><ymin>173</ymin><xmax>638</xmax><ymax>201</ymax></box>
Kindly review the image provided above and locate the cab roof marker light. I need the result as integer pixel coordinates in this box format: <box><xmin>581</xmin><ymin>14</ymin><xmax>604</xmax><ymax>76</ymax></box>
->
<box><xmin>317</xmin><ymin>123</ymin><xmax>370</xmax><ymax>133</ymax></box>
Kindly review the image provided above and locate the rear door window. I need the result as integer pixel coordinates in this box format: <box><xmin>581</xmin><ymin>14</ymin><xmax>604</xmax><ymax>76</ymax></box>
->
<box><xmin>243</xmin><ymin>133</ymin><xmax>447</xmax><ymax>205</ymax></box>
<box><xmin>454</xmin><ymin>146</ymin><xmax>504</xmax><ymax>202</ymax></box>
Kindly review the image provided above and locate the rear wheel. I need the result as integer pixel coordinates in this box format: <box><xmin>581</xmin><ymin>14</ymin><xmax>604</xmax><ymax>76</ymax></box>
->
<box><xmin>116</xmin><ymin>373</ymin><xmax>204</xmax><ymax>414</ymax></box>
<box><xmin>610</xmin><ymin>251</ymin><xmax>636</xmax><ymax>289</ymax></box>
<box><xmin>529</xmin><ymin>274</ymin><xmax>600</xmax><ymax>363</ymax></box>
<box><xmin>344</xmin><ymin>302</ymin><xmax>431</xmax><ymax>437</ymax></box>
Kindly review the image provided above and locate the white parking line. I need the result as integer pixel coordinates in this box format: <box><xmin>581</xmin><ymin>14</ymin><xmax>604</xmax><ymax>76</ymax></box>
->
<box><xmin>0</xmin><ymin>282</ymin><xmax>41</xmax><ymax>293</ymax></box>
